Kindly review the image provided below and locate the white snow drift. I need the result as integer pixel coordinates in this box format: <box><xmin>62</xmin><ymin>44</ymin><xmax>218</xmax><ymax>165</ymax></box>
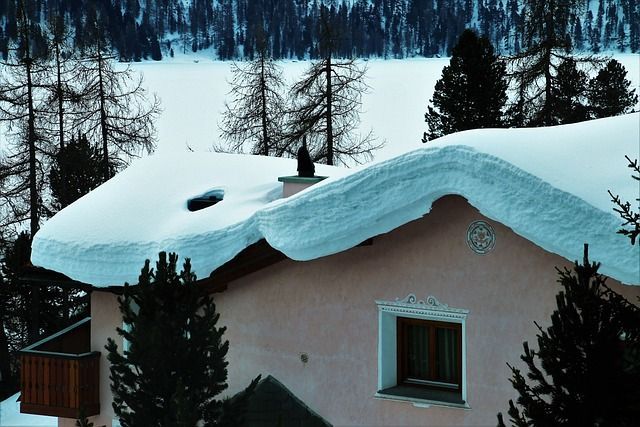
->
<box><xmin>0</xmin><ymin>393</ymin><xmax>55</xmax><ymax>426</ymax></box>
<box><xmin>31</xmin><ymin>113</ymin><xmax>640</xmax><ymax>286</ymax></box>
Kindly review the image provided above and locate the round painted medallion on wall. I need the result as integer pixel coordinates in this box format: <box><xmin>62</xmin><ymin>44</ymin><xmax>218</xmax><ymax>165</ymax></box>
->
<box><xmin>466</xmin><ymin>220</ymin><xmax>496</xmax><ymax>254</ymax></box>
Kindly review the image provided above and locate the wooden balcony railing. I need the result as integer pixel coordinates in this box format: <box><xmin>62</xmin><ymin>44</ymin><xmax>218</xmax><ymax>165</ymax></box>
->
<box><xmin>19</xmin><ymin>317</ymin><xmax>101</xmax><ymax>418</ymax></box>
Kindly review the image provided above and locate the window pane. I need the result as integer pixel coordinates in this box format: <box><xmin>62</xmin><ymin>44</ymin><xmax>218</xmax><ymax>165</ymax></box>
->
<box><xmin>406</xmin><ymin>323</ymin><xmax>429</xmax><ymax>379</ymax></box>
<box><xmin>436</xmin><ymin>327</ymin><xmax>459</xmax><ymax>384</ymax></box>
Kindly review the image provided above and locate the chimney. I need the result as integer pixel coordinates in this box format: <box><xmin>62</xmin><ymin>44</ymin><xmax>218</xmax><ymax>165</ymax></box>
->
<box><xmin>278</xmin><ymin>137</ymin><xmax>327</xmax><ymax>197</ymax></box>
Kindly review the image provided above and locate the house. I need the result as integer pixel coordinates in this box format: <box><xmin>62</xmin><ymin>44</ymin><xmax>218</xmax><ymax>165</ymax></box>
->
<box><xmin>22</xmin><ymin>114</ymin><xmax>640</xmax><ymax>426</ymax></box>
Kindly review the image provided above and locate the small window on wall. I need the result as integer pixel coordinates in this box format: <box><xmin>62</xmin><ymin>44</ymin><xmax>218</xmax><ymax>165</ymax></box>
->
<box><xmin>397</xmin><ymin>318</ymin><xmax>461</xmax><ymax>391</ymax></box>
<box><xmin>376</xmin><ymin>295</ymin><xmax>469</xmax><ymax>408</ymax></box>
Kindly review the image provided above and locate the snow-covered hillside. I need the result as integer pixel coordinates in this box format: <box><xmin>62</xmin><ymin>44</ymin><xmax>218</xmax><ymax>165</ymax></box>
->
<box><xmin>129</xmin><ymin>54</ymin><xmax>639</xmax><ymax>162</ymax></box>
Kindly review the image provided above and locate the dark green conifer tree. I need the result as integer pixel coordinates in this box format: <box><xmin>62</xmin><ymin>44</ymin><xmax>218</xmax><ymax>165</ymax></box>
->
<box><xmin>506</xmin><ymin>0</ymin><xmax>598</xmax><ymax>127</ymax></box>
<box><xmin>498</xmin><ymin>246</ymin><xmax>640</xmax><ymax>427</ymax></box>
<box><xmin>106</xmin><ymin>252</ymin><xmax>259</xmax><ymax>427</ymax></box>
<box><xmin>423</xmin><ymin>29</ymin><xmax>507</xmax><ymax>142</ymax></box>
<box><xmin>550</xmin><ymin>58</ymin><xmax>589</xmax><ymax>124</ymax></box>
<box><xmin>75</xmin><ymin>407</ymin><xmax>94</xmax><ymax>427</ymax></box>
<box><xmin>49</xmin><ymin>134</ymin><xmax>106</xmax><ymax>211</ymax></box>
<box><xmin>588</xmin><ymin>59</ymin><xmax>638</xmax><ymax>119</ymax></box>
<box><xmin>150</xmin><ymin>38</ymin><xmax>163</xmax><ymax>61</ymax></box>
<box><xmin>609</xmin><ymin>156</ymin><xmax>640</xmax><ymax>245</ymax></box>
<box><xmin>0</xmin><ymin>241</ymin><xmax>22</xmax><ymax>400</ymax></box>
<box><xmin>0</xmin><ymin>232</ymin><xmax>88</xmax><ymax>398</ymax></box>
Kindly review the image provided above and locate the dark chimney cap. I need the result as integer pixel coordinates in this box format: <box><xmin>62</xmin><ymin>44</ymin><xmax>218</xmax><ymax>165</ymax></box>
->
<box><xmin>297</xmin><ymin>136</ymin><xmax>315</xmax><ymax>178</ymax></box>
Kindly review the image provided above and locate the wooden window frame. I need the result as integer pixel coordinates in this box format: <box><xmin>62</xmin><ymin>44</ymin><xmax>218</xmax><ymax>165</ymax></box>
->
<box><xmin>396</xmin><ymin>317</ymin><xmax>462</xmax><ymax>393</ymax></box>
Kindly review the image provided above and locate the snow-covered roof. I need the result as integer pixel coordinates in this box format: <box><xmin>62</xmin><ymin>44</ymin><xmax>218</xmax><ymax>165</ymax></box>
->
<box><xmin>32</xmin><ymin>114</ymin><xmax>640</xmax><ymax>286</ymax></box>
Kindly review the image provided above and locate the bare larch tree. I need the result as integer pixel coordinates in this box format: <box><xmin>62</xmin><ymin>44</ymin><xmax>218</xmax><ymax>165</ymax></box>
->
<box><xmin>286</xmin><ymin>7</ymin><xmax>379</xmax><ymax>166</ymax></box>
<box><xmin>0</xmin><ymin>0</ymin><xmax>49</xmax><ymax>239</ymax></box>
<box><xmin>219</xmin><ymin>33</ymin><xmax>288</xmax><ymax>156</ymax></box>
<box><xmin>41</xmin><ymin>14</ymin><xmax>83</xmax><ymax>151</ymax></box>
<box><xmin>74</xmin><ymin>36</ymin><xmax>160</xmax><ymax>180</ymax></box>
<box><xmin>0</xmin><ymin>1</ymin><xmax>51</xmax><ymax>345</ymax></box>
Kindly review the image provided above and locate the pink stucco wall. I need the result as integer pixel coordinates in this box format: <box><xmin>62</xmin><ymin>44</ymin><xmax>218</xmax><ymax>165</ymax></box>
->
<box><xmin>75</xmin><ymin>195</ymin><xmax>639</xmax><ymax>426</ymax></box>
<box><xmin>215</xmin><ymin>195</ymin><xmax>640</xmax><ymax>426</ymax></box>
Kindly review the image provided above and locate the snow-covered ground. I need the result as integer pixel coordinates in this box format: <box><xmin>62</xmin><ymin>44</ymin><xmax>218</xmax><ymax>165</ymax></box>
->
<box><xmin>0</xmin><ymin>393</ymin><xmax>55</xmax><ymax>426</ymax></box>
<box><xmin>128</xmin><ymin>54</ymin><xmax>639</xmax><ymax>161</ymax></box>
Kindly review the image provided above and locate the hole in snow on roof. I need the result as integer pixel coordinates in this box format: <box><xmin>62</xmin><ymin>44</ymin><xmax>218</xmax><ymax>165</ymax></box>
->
<box><xmin>187</xmin><ymin>189</ymin><xmax>224</xmax><ymax>212</ymax></box>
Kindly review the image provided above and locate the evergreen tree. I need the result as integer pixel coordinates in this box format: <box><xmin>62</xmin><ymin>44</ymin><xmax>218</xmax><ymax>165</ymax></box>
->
<box><xmin>106</xmin><ymin>252</ymin><xmax>259</xmax><ymax>427</ymax></box>
<box><xmin>550</xmin><ymin>58</ymin><xmax>589</xmax><ymax>124</ymax></box>
<box><xmin>573</xmin><ymin>18</ymin><xmax>583</xmax><ymax>51</ymax></box>
<box><xmin>423</xmin><ymin>29</ymin><xmax>507</xmax><ymax>141</ymax></box>
<box><xmin>0</xmin><ymin>232</ymin><xmax>88</xmax><ymax>398</ymax></box>
<box><xmin>588</xmin><ymin>59</ymin><xmax>638</xmax><ymax>119</ymax></box>
<box><xmin>497</xmin><ymin>245</ymin><xmax>640</xmax><ymax>427</ymax></box>
<box><xmin>631</xmin><ymin>7</ymin><xmax>640</xmax><ymax>53</ymax></box>
<box><xmin>507</xmin><ymin>0</ymin><xmax>602</xmax><ymax>126</ymax></box>
<box><xmin>49</xmin><ymin>134</ymin><xmax>106</xmax><ymax>211</ymax></box>
<box><xmin>0</xmin><ymin>0</ymin><xmax>637</xmax><ymax>61</ymax></box>
<box><xmin>218</xmin><ymin>32</ymin><xmax>288</xmax><ymax>156</ymax></box>
<box><xmin>595</xmin><ymin>0</ymin><xmax>605</xmax><ymax>51</ymax></box>
<box><xmin>216</xmin><ymin>0</ymin><xmax>236</xmax><ymax>60</ymax></box>
<box><xmin>609</xmin><ymin>156</ymin><xmax>640</xmax><ymax>245</ymax></box>
<box><xmin>75</xmin><ymin>407</ymin><xmax>94</xmax><ymax>427</ymax></box>
<box><xmin>150</xmin><ymin>38</ymin><xmax>162</xmax><ymax>61</ymax></box>
<box><xmin>0</xmin><ymin>244</ymin><xmax>21</xmax><ymax>400</ymax></box>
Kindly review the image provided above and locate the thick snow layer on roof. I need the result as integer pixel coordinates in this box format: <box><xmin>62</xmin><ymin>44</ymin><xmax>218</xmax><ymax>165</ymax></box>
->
<box><xmin>32</xmin><ymin>114</ymin><xmax>640</xmax><ymax>286</ymax></box>
<box><xmin>0</xmin><ymin>393</ymin><xmax>55</xmax><ymax>426</ymax></box>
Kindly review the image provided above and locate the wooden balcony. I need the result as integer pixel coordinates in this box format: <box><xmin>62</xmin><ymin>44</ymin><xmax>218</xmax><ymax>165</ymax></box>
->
<box><xmin>19</xmin><ymin>317</ymin><xmax>100</xmax><ymax>418</ymax></box>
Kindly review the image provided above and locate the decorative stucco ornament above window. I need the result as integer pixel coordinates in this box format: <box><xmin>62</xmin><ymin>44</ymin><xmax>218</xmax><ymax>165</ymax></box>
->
<box><xmin>377</xmin><ymin>294</ymin><xmax>469</xmax><ymax>320</ymax></box>
<box><xmin>466</xmin><ymin>220</ymin><xmax>496</xmax><ymax>254</ymax></box>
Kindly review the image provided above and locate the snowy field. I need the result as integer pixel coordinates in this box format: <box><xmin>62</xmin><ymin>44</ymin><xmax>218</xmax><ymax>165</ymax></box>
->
<box><xmin>0</xmin><ymin>393</ymin><xmax>55</xmax><ymax>426</ymax></box>
<box><xmin>128</xmin><ymin>53</ymin><xmax>640</xmax><ymax>163</ymax></box>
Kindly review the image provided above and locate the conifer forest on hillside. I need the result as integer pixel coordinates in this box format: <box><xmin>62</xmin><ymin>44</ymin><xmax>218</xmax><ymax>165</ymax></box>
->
<box><xmin>0</xmin><ymin>0</ymin><xmax>638</xmax><ymax>61</ymax></box>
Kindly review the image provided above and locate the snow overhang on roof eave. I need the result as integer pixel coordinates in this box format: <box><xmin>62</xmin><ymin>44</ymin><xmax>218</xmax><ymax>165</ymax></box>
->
<box><xmin>29</xmin><ymin>114</ymin><xmax>640</xmax><ymax>287</ymax></box>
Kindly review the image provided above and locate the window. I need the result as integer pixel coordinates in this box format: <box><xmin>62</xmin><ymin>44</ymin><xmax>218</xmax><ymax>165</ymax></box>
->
<box><xmin>376</xmin><ymin>294</ymin><xmax>468</xmax><ymax>408</ymax></box>
<box><xmin>397</xmin><ymin>318</ymin><xmax>462</xmax><ymax>391</ymax></box>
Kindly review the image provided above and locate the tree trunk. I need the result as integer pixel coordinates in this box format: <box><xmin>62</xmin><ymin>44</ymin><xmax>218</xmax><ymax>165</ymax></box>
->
<box><xmin>0</xmin><ymin>317</ymin><xmax>14</xmax><ymax>393</ymax></box>
<box><xmin>55</xmin><ymin>41</ymin><xmax>64</xmax><ymax>150</ymax></box>
<box><xmin>24</xmin><ymin>43</ymin><xmax>38</xmax><ymax>237</ymax></box>
<box><xmin>325</xmin><ymin>56</ymin><xmax>333</xmax><ymax>165</ymax></box>
<box><xmin>259</xmin><ymin>53</ymin><xmax>269</xmax><ymax>156</ymax></box>
<box><xmin>97</xmin><ymin>50</ymin><xmax>110</xmax><ymax>181</ymax></box>
<box><xmin>543</xmin><ymin>0</ymin><xmax>555</xmax><ymax>125</ymax></box>
<box><xmin>543</xmin><ymin>44</ymin><xmax>553</xmax><ymax>125</ymax></box>
<box><xmin>20</xmin><ymin>2</ymin><xmax>42</xmax><ymax>343</ymax></box>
